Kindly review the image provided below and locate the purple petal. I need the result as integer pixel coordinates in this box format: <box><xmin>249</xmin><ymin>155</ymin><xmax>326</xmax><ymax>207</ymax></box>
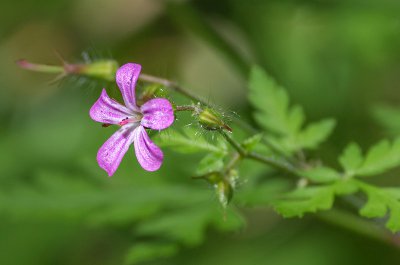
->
<box><xmin>140</xmin><ymin>98</ymin><xmax>175</xmax><ymax>130</ymax></box>
<box><xmin>90</xmin><ymin>89</ymin><xmax>134</xmax><ymax>124</ymax></box>
<box><xmin>116</xmin><ymin>63</ymin><xmax>141</xmax><ymax>111</ymax></box>
<box><xmin>133</xmin><ymin>126</ymin><xmax>163</xmax><ymax>171</ymax></box>
<box><xmin>97</xmin><ymin>125</ymin><xmax>136</xmax><ymax>176</ymax></box>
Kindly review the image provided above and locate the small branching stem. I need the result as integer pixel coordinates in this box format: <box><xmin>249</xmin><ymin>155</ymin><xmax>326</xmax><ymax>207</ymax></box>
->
<box><xmin>224</xmin><ymin>152</ymin><xmax>241</xmax><ymax>174</ymax></box>
<box><xmin>219</xmin><ymin>130</ymin><xmax>300</xmax><ymax>178</ymax></box>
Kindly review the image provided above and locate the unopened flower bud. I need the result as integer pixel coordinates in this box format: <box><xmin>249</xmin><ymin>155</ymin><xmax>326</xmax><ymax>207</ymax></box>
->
<box><xmin>216</xmin><ymin>179</ymin><xmax>234</xmax><ymax>208</ymax></box>
<box><xmin>193</xmin><ymin>171</ymin><xmax>235</xmax><ymax>208</ymax></box>
<box><xmin>198</xmin><ymin>107</ymin><xmax>232</xmax><ymax>132</ymax></box>
<box><xmin>77</xmin><ymin>60</ymin><xmax>119</xmax><ymax>81</ymax></box>
<box><xmin>17</xmin><ymin>58</ymin><xmax>119</xmax><ymax>82</ymax></box>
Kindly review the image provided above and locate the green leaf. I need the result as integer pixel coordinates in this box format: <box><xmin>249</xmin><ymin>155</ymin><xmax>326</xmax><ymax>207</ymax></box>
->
<box><xmin>242</xmin><ymin>133</ymin><xmax>264</xmax><ymax>152</ymax></box>
<box><xmin>359</xmin><ymin>189</ymin><xmax>387</xmax><ymax>218</ymax></box>
<box><xmin>339</xmin><ymin>142</ymin><xmax>363</xmax><ymax>175</ymax></box>
<box><xmin>196</xmin><ymin>152</ymin><xmax>225</xmax><ymax>175</ymax></box>
<box><xmin>0</xmin><ymin>168</ymin><xmax>243</xmax><ymax>264</ymax></box>
<box><xmin>155</xmin><ymin>128</ymin><xmax>226</xmax><ymax>154</ymax></box>
<box><xmin>124</xmin><ymin>242</ymin><xmax>178</xmax><ymax>265</ymax></box>
<box><xmin>273</xmin><ymin>180</ymin><xmax>358</xmax><ymax>218</ymax></box>
<box><xmin>248</xmin><ymin>66</ymin><xmax>335</xmax><ymax>153</ymax></box>
<box><xmin>249</xmin><ymin>65</ymin><xmax>291</xmax><ymax>135</ymax></box>
<box><xmin>273</xmin><ymin>186</ymin><xmax>336</xmax><ymax>218</ymax></box>
<box><xmin>295</xmin><ymin>119</ymin><xmax>336</xmax><ymax>150</ymax></box>
<box><xmin>357</xmin><ymin>137</ymin><xmax>400</xmax><ymax>176</ymax></box>
<box><xmin>357</xmin><ymin>181</ymin><xmax>400</xmax><ymax>232</ymax></box>
<box><xmin>287</xmin><ymin>105</ymin><xmax>305</xmax><ymax>135</ymax></box>
<box><xmin>300</xmin><ymin>166</ymin><xmax>341</xmax><ymax>183</ymax></box>
<box><xmin>136</xmin><ymin>207</ymin><xmax>243</xmax><ymax>246</ymax></box>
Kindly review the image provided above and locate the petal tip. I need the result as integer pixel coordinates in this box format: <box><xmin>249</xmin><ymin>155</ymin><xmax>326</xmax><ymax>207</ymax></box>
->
<box><xmin>133</xmin><ymin>126</ymin><xmax>164</xmax><ymax>172</ymax></box>
<box><xmin>142</xmin><ymin>160</ymin><xmax>163</xmax><ymax>172</ymax></box>
<box><xmin>140</xmin><ymin>98</ymin><xmax>175</xmax><ymax>130</ymax></box>
<box><xmin>89</xmin><ymin>89</ymin><xmax>108</xmax><ymax>121</ymax></box>
<box><xmin>115</xmin><ymin>63</ymin><xmax>142</xmax><ymax>110</ymax></box>
<box><xmin>97</xmin><ymin>153</ymin><xmax>116</xmax><ymax>177</ymax></box>
<box><xmin>116</xmin><ymin>63</ymin><xmax>142</xmax><ymax>81</ymax></box>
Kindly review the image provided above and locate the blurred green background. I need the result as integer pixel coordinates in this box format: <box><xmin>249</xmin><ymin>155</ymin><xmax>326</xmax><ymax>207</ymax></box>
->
<box><xmin>2</xmin><ymin>0</ymin><xmax>400</xmax><ymax>264</ymax></box>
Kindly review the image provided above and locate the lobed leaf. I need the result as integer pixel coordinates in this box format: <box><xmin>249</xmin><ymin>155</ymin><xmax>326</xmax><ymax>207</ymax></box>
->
<box><xmin>295</xmin><ymin>119</ymin><xmax>336</xmax><ymax>150</ymax></box>
<box><xmin>196</xmin><ymin>152</ymin><xmax>225</xmax><ymax>175</ymax></box>
<box><xmin>156</xmin><ymin>128</ymin><xmax>226</xmax><ymax>154</ymax></box>
<box><xmin>273</xmin><ymin>179</ymin><xmax>358</xmax><ymax>218</ymax></box>
<box><xmin>273</xmin><ymin>186</ymin><xmax>336</xmax><ymax>218</ymax></box>
<box><xmin>339</xmin><ymin>137</ymin><xmax>400</xmax><ymax>177</ymax></box>
<box><xmin>300</xmin><ymin>166</ymin><xmax>341</xmax><ymax>183</ymax></box>
<box><xmin>357</xmin><ymin>181</ymin><xmax>400</xmax><ymax>232</ymax></box>
<box><xmin>249</xmin><ymin>65</ymin><xmax>291</xmax><ymax>135</ymax></box>
<box><xmin>242</xmin><ymin>133</ymin><xmax>264</xmax><ymax>152</ymax></box>
<box><xmin>248</xmin><ymin>66</ymin><xmax>335</xmax><ymax>153</ymax></box>
<box><xmin>357</xmin><ymin>138</ymin><xmax>400</xmax><ymax>176</ymax></box>
<box><xmin>339</xmin><ymin>142</ymin><xmax>363</xmax><ymax>176</ymax></box>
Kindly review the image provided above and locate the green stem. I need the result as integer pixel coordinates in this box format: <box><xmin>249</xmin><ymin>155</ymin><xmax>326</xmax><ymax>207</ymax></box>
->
<box><xmin>219</xmin><ymin>130</ymin><xmax>299</xmax><ymax>178</ymax></box>
<box><xmin>247</xmin><ymin>151</ymin><xmax>298</xmax><ymax>177</ymax></box>
<box><xmin>220</xmin><ymin>130</ymin><xmax>247</xmax><ymax>156</ymax></box>
<box><xmin>224</xmin><ymin>152</ymin><xmax>242</xmax><ymax>174</ymax></box>
<box><xmin>139</xmin><ymin>74</ymin><xmax>208</xmax><ymax>106</ymax></box>
<box><xmin>175</xmin><ymin>105</ymin><xmax>198</xmax><ymax>112</ymax></box>
<box><xmin>316</xmin><ymin>209</ymin><xmax>400</xmax><ymax>248</ymax></box>
<box><xmin>16</xmin><ymin>59</ymin><xmax>64</xmax><ymax>74</ymax></box>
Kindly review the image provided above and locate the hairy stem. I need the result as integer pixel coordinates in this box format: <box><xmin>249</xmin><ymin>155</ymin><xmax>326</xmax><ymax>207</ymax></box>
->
<box><xmin>175</xmin><ymin>105</ymin><xmax>198</xmax><ymax>112</ymax></box>
<box><xmin>139</xmin><ymin>74</ymin><xmax>208</xmax><ymax>106</ymax></box>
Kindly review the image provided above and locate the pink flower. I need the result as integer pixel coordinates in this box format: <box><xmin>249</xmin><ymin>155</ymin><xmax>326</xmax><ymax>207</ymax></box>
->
<box><xmin>90</xmin><ymin>63</ymin><xmax>174</xmax><ymax>176</ymax></box>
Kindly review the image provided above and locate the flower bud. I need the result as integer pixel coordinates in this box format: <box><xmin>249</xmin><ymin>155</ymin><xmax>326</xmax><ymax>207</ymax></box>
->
<box><xmin>198</xmin><ymin>107</ymin><xmax>232</xmax><ymax>132</ymax></box>
<box><xmin>77</xmin><ymin>60</ymin><xmax>119</xmax><ymax>81</ymax></box>
<box><xmin>17</xmin><ymin>58</ymin><xmax>119</xmax><ymax>82</ymax></box>
<box><xmin>216</xmin><ymin>179</ymin><xmax>234</xmax><ymax>208</ymax></box>
<box><xmin>193</xmin><ymin>171</ymin><xmax>236</xmax><ymax>208</ymax></box>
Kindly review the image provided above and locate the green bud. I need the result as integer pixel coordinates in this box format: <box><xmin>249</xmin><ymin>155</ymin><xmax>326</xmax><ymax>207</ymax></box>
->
<box><xmin>216</xmin><ymin>179</ymin><xmax>233</xmax><ymax>208</ymax></box>
<box><xmin>198</xmin><ymin>107</ymin><xmax>232</xmax><ymax>132</ymax></box>
<box><xmin>17</xmin><ymin>58</ymin><xmax>119</xmax><ymax>82</ymax></box>
<box><xmin>193</xmin><ymin>171</ymin><xmax>236</xmax><ymax>208</ymax></box>
<box><xmin>78</xmin><ymin>60</ymin><xmax>119</xmax><ymax>81</ymax></box>
<box><xmin>193</xmin><ymin>172</ymin><xmax>223</xmax><ymax>184</ymax></box>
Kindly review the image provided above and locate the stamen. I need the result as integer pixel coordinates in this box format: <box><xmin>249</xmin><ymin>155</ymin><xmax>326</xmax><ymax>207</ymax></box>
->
<box><xmin>118</xmin><ymin>116</ymin><xmax>142</xmax><ymax>126</ymax></box>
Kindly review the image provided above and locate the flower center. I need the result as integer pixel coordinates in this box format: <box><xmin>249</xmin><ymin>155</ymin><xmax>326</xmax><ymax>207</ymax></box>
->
<box><xmin>118</xmin><ymin>114</ymin><xmax>143</xmax><ymax>126</ymax></box>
